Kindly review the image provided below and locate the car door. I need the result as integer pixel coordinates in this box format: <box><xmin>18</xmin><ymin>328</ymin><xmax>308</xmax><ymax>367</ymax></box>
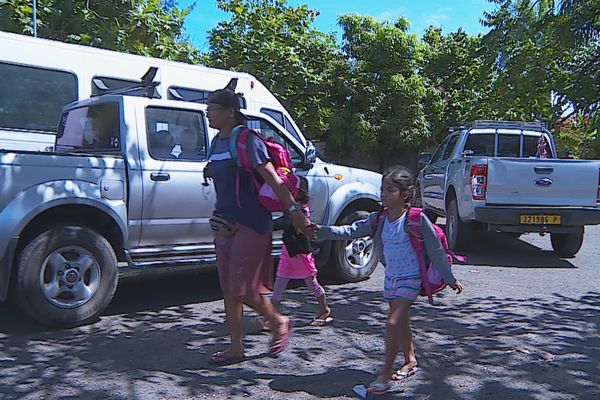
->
<box><xmin>421</xmin><ymin>136</ymin><xmax>449</xmax><ymax>211</ymax></box>
<box><xmin>137</xmin><ymin>103</ymin><xmax>216</xmax><ymax>247</ymax></box>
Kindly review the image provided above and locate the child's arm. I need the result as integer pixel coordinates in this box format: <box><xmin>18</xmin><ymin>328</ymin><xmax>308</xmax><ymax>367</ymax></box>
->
<box><xmin>420</xmin><ymin>215</ymin><xmax>458</xmax><ymax>287</ymax></box>
<box><xmin>316</xmin><ymin>212</ymin><xmax>377</xmax><ymax>241</ymax></box>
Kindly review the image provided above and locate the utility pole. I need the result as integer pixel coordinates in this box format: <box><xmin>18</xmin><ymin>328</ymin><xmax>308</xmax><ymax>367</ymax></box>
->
<box><xmin>32</xmin><ymin>0</ymin><xmax>37</xmax><ymax>37</ymax></box>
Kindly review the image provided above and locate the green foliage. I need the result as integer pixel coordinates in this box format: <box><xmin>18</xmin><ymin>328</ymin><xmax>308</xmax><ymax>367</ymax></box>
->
<box><xmin>203</xmin><ymin>0</ymin><xmax>343</xmax><ymax>138</ymax></box>
<box><xmin>327</xmin><ymin>14</ymin><xmax>443</xmax><ymax>169</ymax></box>
<box><xmin>0</xmin><ymin>0</ymin><xmax>200</xmax><ymax>62</ymax></box>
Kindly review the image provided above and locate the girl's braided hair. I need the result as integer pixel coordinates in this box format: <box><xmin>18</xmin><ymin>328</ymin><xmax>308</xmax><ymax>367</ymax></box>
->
<box><xmin>382</xmin><ymin>165</ymin><xmax>415</xmax><ymax>206</ymax></box>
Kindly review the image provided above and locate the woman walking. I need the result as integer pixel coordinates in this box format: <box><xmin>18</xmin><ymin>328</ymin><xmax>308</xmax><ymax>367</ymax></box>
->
<box><xmin>204</xmin><ymin>88</ymin><xmax>310</xmax><ymax>364</ymax></box>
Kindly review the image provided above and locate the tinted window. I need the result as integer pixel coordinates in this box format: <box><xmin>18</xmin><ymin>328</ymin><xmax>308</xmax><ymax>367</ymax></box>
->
<box><xmin>284</xmin><ymin>116</ymin><xmax>302</xmax><ymax>143</ymax></box>
<box><xmin>430</xmin><ymin>137</ymin><xmax>449</xmax><ymax>163</ymax></box>
<box><xmin>55</xmin><ymin>103</ymin><xmax>120</xmax><ymax>152</ymax></box>
<box><xmin>464</xmin><ymin>133</ymin><xmax>495</xmax><ymax>156</ymax></box>
<box><xmin>169</xmin><ymin>86</ymin><xmax>247</xmax><ymax>109</ymax></box>
<box><xmin>145</xmin><ymin>107</ymin><xmax>207</xmax><ymax>161</ymax></box>
<box><xmin>260</xmin><ymin>108</ymin><xmax>284</xmax><ymax>126</ymax></box>
<box><xmin>246</xmin><ymin>118</ymin><xmax>302</xmax><ymax>166</ymax></box>
<box><xmin>523</xmin><ymin>134</ymin><xmax>552</xmax><ymax>158</ymax></box>
<box><xmin>442</xmin><ymin>135</ymin><xmax>459</xmax><ymax>160</ymax></box>
<box><xmin>0</xmin><ymin>62</ymin><xmax>77</xmax><ymax>132</ymax></box>
<box><xmin>497</xmin><ymin>134</ymin><xmax>520</xmax><ymax>157</ymax></box>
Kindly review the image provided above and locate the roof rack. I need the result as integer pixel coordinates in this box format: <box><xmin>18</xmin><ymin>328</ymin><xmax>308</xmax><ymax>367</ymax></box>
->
<box><xmin>472</xmin><ymin>120</ymin><xmax>547</xmax><ymax>130</ymax></box>
<box><xmin>92</xmin><ymin>67</ymin><xmax>161</xmax><ymax>99</ymax></box>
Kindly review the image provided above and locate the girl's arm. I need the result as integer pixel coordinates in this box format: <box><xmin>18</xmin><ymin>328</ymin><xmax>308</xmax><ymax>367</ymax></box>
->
<box><xmin>317</xmin><ymin>212</ymin><xmax>377</xmax><ymax>240</ymax></box>
<box><xmin>420</xmin><ymin>214</ymin><xmax>457</xmax><ymax>286</ymax></box>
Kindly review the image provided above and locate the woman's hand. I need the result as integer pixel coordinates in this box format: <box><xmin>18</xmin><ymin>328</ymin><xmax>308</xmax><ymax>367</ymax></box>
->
<box><xmin>290</xmin><ymin>209</ymin><xmax>312</xmax><ymax>234</ymax></box>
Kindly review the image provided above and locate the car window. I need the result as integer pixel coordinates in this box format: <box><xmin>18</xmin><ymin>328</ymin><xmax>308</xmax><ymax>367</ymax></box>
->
<box><xmin>1</xmin><ymin>62</ymin><xmax>77</xmax><ymax>133</ymax></box>
<box><xmin>430</xmin><ymin>137</ymin><xmax>450</xmax><ymax>163</ymax></box>
<box><xmin>497</xmin><ymin>134</ymin><xmax>520</xmax><ymax>157</ymax></box>
<box><xmin>55</xmin><ymin>102</ymin><xmax>120</xmax><ymax>152</ymax></box>
<box><xmin>464</xmin><ymin>133</ymin><xmax>495</xmax><ymax>156</ymax></box>
<box><xmin>145</xmin><ymin>107</ymin><xmax>207</xmax><ymax>161</ymax></box>
<box><xmin>246</xmin><ymin>117</ymin><xmax>302</xmax><ymax>166</ymax></box>
<box><xmin>442</xmin><ymin>135</ymin><xmax>459</xmax><ymax>160</ymax></box>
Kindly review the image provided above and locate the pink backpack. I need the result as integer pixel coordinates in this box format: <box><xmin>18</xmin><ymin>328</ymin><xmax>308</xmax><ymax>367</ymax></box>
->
<box><xmin>232</xmin><ymin>127</ymin><xmax>300</xmax><ymax>212</ymax></box>
<box><xmin>376</xmin><ymin>207</ymin><xmax>465</xmax><ymax>304</ymax></box>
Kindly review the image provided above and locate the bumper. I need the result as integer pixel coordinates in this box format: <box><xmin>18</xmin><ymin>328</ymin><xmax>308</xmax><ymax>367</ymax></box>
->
<box><xmin>474</xmin><ymin>206</ymin><xmax>600</xmax><ymax>233</ymax></box>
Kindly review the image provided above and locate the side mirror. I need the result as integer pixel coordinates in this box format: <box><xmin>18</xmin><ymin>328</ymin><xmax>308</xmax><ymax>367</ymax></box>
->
<box><xmin>303</xmin><ymin>141</ymin><xmax>317</xmax><ymax>168</ymax></box>
<box><xmin>417</xmin><ymin>152</ymin><xmax>431</xmax><ymax>168</ymax></box>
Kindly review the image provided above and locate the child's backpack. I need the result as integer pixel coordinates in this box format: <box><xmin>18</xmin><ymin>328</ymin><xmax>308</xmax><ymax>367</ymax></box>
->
<box><xmin>208</xmin><ymin>127</ymin><xmax>300</xmax><ymax>212</ymax></box>
<box><xmin>375</xmin><ymin>207</ymin><xmax>465</xmax><ymax>304</ymax></box>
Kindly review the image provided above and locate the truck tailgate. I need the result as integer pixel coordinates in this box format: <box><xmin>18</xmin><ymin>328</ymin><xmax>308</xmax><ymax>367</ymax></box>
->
<box><xmin>486</xmin><ymin>158</ymin><xmax>600</xmax><ymax>207</ymax></box>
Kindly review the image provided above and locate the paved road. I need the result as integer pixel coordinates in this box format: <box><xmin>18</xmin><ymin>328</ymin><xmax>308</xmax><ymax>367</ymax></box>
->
<box><xmin>1</xmin><ymin>225</ymin><xmax>599</xmax><ymax>399</ymax></box>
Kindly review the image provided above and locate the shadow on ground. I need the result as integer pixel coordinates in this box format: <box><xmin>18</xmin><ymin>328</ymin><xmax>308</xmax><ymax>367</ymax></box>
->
<box><xmin>1</xmin><ymin>263</ymin><xmax>598</xmax><ymax>400</ymax></box>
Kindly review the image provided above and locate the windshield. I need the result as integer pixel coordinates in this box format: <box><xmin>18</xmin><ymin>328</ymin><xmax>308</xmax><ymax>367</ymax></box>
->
<box><xmin>55</xmin><ymin>102</ymin><xmax>120</xmax><ymax>152</ymax></box>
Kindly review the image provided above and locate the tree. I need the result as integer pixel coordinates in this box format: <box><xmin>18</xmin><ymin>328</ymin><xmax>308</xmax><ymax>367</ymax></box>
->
<box><xmin>202</xmin><ymin>0</ymin><xmax>343</xmax><ymax>138</ymax></box>
<box><xmin>326</xmin><ymin>14</ymin><xmax>444</xmax><ymax>169</ymax></box>
<box><xmin>421</xmin><ymin>27</ymin><xmax>495</xmax><ymax>141</ymax></box>
<box><xmin>482</xmin><ymin>0</ymin><xmax>599</xmax><ymax>157</ymax></box>
<box><xmin>0</xmin><ymin>0</ymin><xmax>200</xmax><ymax>62</ymax></box>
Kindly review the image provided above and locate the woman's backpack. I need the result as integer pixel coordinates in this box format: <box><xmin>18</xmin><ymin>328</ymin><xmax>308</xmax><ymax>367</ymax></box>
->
<box><xmin>206</xmin><ymin>126</ymin><xmax>300</xmax><ymax>212</ymax></box>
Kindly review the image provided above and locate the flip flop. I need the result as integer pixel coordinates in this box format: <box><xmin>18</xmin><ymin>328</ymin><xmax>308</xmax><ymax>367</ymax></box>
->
<box><xmin>209</xmin><ymin>351</ymin><xmax>246</xmax><ymax>366</ymax></box>
<box><xmin>367</xmin><ymin>381</ymin><xmax>391</xmax><ymax>395</ymax></box>
<box><xmin>309</xmin><ymin>315</ymin><xmax>333</xmax><ymax>326</ymax></box>
<box><xmin>270</xmin><ymin>319</ymin><xmax>293</xmax><ymax>355</ymax></box>
<box><xmin>391</xmin><ymin>366</ymin><xmax>418</xmax><ymax>381</ymax></box>
<box><xmin>251</xmin><ymin>317</ymin><xmax>271</xmax><ymax>332</ymax></box>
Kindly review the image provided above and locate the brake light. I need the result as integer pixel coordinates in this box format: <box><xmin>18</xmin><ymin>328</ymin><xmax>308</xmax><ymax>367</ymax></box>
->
<box><xmin>471</xmin><ymin>164</ymin><xmax>488</xmax><ymax>200</ymax></box>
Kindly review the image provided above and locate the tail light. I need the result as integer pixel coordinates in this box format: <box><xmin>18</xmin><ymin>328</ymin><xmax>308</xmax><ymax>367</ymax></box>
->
<box><xmin>471</xmin><ymin>164</ymin><xmax>488</xmax><ymax>200</ymax></box>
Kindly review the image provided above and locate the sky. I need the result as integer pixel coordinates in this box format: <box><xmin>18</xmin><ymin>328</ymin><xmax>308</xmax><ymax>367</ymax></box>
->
<box><xmin>178</xmin><ymin>0</ymin><xmax>496</xmax><ymax>52</ymax></box>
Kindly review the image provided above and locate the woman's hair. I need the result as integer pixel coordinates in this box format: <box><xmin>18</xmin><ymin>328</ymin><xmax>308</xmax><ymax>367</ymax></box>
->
<box><xmin>382</xmin><ymin>165</ymin><xmax>415</xmax><ymax>204</ymax></box>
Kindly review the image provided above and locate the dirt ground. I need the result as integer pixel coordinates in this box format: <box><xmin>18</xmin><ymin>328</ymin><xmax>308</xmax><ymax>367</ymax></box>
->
<box><xmin>1</xmin><ymin>226</ymin><xmax>599</xmax><ymax>399</ymax></box>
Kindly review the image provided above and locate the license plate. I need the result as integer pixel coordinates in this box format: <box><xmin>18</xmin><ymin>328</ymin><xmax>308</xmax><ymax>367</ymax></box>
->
<box><xmin>519</xmin><ymin>215</ymin><xmax>561</xmax><ymax>225</ymax></box>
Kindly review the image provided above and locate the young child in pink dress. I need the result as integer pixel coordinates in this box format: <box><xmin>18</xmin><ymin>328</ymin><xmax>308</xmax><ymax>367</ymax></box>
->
<box><xmin>273</xmin><ymin>200</ymin><xmax>332</xmax><ymax>326</ymax></box>
<box><xmin>258</xmin><ymin>181</ymin><xmax>332</xmax><ymax>327</ymax></box>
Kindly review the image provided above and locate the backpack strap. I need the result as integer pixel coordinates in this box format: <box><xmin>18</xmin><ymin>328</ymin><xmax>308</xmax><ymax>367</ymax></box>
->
<box><xmin>206</xmin><ymin>136</ymin><xmax>218</xmax><ymax>161</ymax></box>
<box><xmin>406</xmin><ymin>207</ymin><xmax>434</xmax><ymax>305</ymax></box>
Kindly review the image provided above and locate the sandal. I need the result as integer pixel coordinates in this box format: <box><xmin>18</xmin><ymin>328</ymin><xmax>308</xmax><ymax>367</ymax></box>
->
<box><xmin>367</xmin><ymin>381</ymin><xmax>391</xmax><ymax>395</ymax></box>
<box><xmin>209</xmin><ymin>350</ymin><xmax>246</xmax><ymax>366</ymax></box>
<box><xmin>391</xmin><ymin>365</ymin><xmax>418</xmax><ymax>381</ymax></box>
<box><xmin>251</xmin><ymin>317</ymin><xmax>271</xmax><ymax>332</ymax></box>
<box><xmin>309</xmin><ymin>313</ymin><xmax>333</xmax><ymax>326</ymax></box>
<box><xmin>270</xmin><ymin>319</ymin><xmax>293</xmax><ymax>355</ymax></box>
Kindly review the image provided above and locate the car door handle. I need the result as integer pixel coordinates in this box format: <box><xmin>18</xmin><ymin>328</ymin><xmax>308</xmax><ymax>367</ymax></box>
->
<box><xmin>150</xmin><ymin>173</ymin><xmax>170</xmax><ymax>181</ymax></box>
<box><xmin>534</xmin><ymin>167</ymin><xmax>553</xmax><ymax>174</ymax></box>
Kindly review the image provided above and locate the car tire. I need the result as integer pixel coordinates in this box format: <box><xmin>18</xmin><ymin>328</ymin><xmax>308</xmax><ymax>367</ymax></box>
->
<box><xmin>15</xmin><ymin>225</ymin><xmax>118</xmax><ymax>328</ymax></box>
<box><xmin>550</xmin><ymin>227</ymin><xmax>584</xmax><ymax>258</ymax></box>
<box><xmin>329</xmin><ymin>210</ymin><xmax>379</xmax><ymax>282</ymax></box>
<box><xmin>412</xmin><ymin>185</ymin><xmax>437</xmax><ymax>223</ymax></box>
<box><xmin>445</xmin><ymin>198</ymin><xmax>473</xmax><ymax>251</ymax></box>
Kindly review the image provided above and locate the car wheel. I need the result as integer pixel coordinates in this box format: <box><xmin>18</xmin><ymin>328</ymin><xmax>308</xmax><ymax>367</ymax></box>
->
<box><xmin>15</xmin><ymin>225</ymin><xmax>118</xmax><ymax>328</ymax></box>
<box><xmin>329</xmin><ymin>210</ymin><xmax>379</xmax><ymax>282</ymax></box>
<box><xmin>550</xmin><ymin>227</ymin><xmax>584</xmax><ymax>258</ymax></box>
<box><xmin>412</xmin><ymin>186</ymin><xmax>437</xmax><ymax>223</ymax></box>
<box><xmin>445</xmin><ymin>198</ymin><xmax>473</xmax><ymax>251</ymax></box>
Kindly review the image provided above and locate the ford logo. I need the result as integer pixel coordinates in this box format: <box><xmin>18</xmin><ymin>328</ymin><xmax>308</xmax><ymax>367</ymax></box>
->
<box><xmin>534</xmin><ymin>178</ymin><xmax>553</xmax><ymax>187</ymax></box>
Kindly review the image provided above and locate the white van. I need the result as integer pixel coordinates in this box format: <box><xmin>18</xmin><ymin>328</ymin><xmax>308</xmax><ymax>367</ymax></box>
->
<box><xmin>0</xmin><ymin>31</ymin><xmax>304</xmax><ymax>151</ymax></box>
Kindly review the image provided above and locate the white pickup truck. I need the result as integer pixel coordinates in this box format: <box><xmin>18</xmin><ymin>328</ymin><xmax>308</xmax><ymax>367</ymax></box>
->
<box><xmin>0</xmin><ymin>87</ymin><xmax>382</xmax><ymax>327</ymax></box>
<box><xmin>415</xmin><ymin>120</ymin><xmax>600</xmax><ymax>256</ymax></box>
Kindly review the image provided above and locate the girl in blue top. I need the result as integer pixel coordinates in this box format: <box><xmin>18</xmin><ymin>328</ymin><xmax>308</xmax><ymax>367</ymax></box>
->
<box><xmin>317</xmin><ymin>165</ymin><xmax>464</xmax><ymax>395</ymax></box>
